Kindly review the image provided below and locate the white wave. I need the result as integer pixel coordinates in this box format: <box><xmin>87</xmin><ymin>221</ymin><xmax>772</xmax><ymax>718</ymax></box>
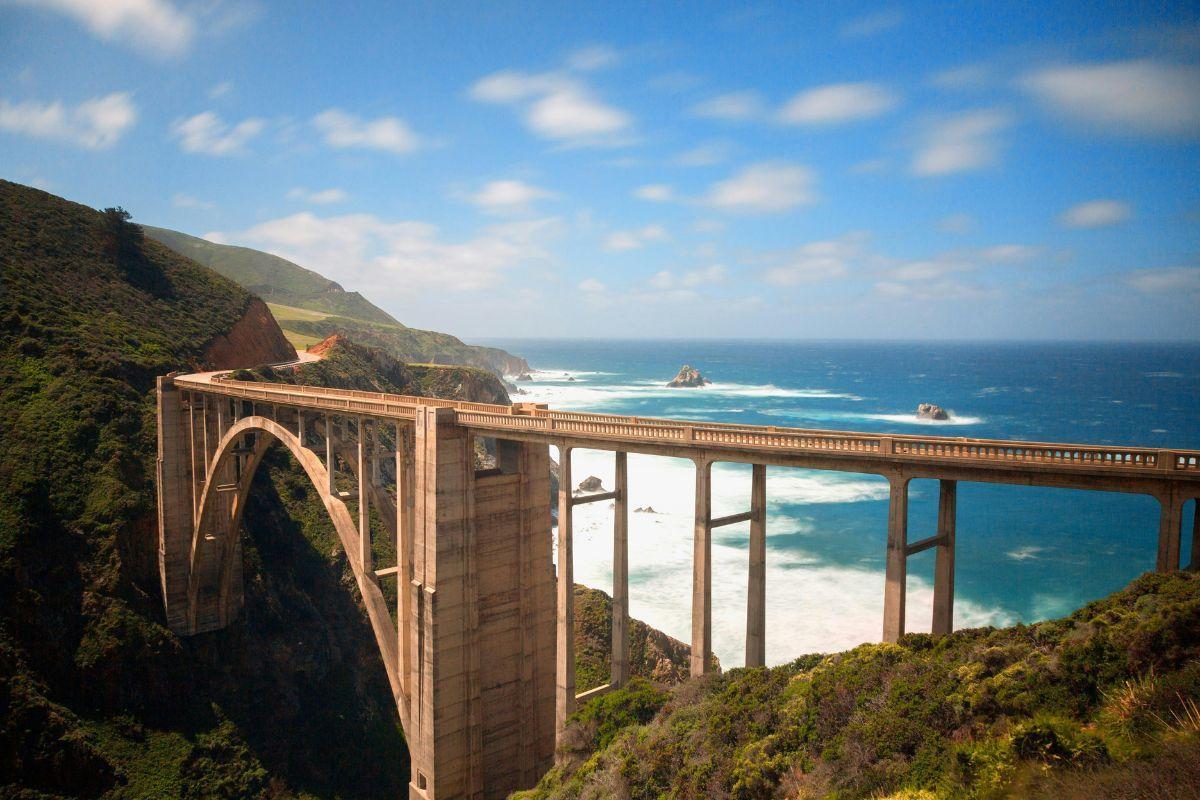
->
<box><xmin>555</xmin><ymin>448</ymin><xmax>1010</xmax><ymax>667</ymax></box>
<box><xmin>1144</xmin><ymin>371</ymin><xmax>1183</xmax><ymax>379</ymax></box>
<box><xmin>519</xmin><ymin>377</ymin><xmax>863</xmax><ymax>412</ymax></box>
<box><xmin>863</xmin><ymin>413</ymin><xmax>984</xmax><ymax>426</ymax></box>
<box><xmin>1006</xmin><ymin>545</ymin><xmax>1044</xmax><ymax>562</ymax></box>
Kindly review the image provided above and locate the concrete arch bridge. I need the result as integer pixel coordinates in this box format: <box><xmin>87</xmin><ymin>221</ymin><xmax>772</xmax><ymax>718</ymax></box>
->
<box><xmin>156</xmin><ymin>371</ymin><xmax>1200</xmax><ymax>799</ymax></box>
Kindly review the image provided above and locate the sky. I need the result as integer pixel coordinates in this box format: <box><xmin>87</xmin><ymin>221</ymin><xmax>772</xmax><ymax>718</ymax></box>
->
<box><xmin>2</xmin><ymin>1</ymin><xmax>1199</xmax><ymax>341</ymax></box>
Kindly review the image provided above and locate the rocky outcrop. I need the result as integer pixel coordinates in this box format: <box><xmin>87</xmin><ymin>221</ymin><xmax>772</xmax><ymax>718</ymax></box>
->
<box><xmin>577</xmin><ymin>476</ymin><xmax>605</xmax><ymax>493</ymax></box>
<box><xmin>202</xmin><ymin>297</ymin><xmax>296</xmax><ymax>369</ymax></box>
<box><xmin>917</xmin><ymin>402</ymin><xmax>951</xmax><ymax>421</ymax></box>
<box><xmin>666</xmin><ymin>364</ymin><xmax>711</xmax><ymax>388</ymax></box>
<box><xmin>516</xmin><ymin>373</ymin><xmax>533</xmax><ymax>382</ymax></box>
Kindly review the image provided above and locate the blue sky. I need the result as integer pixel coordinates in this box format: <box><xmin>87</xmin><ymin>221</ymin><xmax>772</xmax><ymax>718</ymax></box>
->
<box><xmin>2</xmin><ymin>1</ymin><xmax>1198</xmax><ymax>340</ymax></box>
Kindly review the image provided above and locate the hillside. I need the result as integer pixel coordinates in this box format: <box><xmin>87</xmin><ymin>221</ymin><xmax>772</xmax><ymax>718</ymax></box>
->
<box><xmin>144</xmin><ymin>225</ymin><xmax>530</xmax><ymax>376</ymax></box>
<box><xmin>520</xmin><ymin>571</ymin><xmax>1200</xmax><ymax>800</ymax></box>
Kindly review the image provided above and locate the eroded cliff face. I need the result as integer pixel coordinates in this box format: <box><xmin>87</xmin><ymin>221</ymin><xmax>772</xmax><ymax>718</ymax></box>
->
<box><xmin>202</xmin><ymin>297</ymin><xmax>296</xmax><ymax>369</ymax></box>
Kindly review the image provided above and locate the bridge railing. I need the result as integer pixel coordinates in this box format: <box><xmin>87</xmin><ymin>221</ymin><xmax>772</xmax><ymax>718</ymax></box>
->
<box><xmin>179</xmin><ymin>376</ymin><xmax>1199</xmax><ymax>474</ymax></box>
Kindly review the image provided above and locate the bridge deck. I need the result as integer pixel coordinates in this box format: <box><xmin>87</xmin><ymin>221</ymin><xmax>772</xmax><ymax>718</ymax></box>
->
<box><xmin>173</xmin><ymin>372</ymin><xmax>1200</xmax><ymax>490</ymax></box>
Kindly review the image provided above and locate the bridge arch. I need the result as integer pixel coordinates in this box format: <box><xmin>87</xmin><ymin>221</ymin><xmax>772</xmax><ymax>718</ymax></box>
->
<box><xmin>187</xmin><ymin>414</ymin><xmax>406</xmax><ymax>724</ymax></box>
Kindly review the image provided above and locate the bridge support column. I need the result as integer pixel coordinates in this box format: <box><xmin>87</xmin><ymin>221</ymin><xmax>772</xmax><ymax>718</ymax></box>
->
<box><xmin>745</xmin><ymin>464</ymin><xmax>767</xmax><ymax>668</ymax></box>
<box><xmin>555</xmin><ymin>446</ymin><xmax>575</xmax><ymax>741</ymax></box>
<box><xmin>1190</xmin><ymin>500</ymin><xmax>1200</xmax><ymax>571</ymax></box>
<box><xmin>1157</xmin><ymin>488</ymin><xmax>1184</xmax><ymax>572</ymax></box>
<box><xmin>611</xmin><ymin>451</ymin><xmax>629</xmax><ymax>688</ymax></box>
<box><xmin>882</xmin><ymin>475</ymin><xmax>910</xmax><ymax>643</ymax></box>
<box><xmin>932</xmin><ymin>480</ymin><xmax>957</xmax><ymax>637</ymax></box>
<box><xmin>691</xmin><ymin>459</ymin><xmax>713</xmax><ymax>677</ymax></box>
<box><xmin>157</xmin><ymin>376</ymin><xmax>194</xmax><ymax>632</ymax></box>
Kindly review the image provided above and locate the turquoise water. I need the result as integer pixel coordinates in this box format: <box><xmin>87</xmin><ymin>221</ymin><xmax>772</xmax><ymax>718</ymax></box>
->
<box><xmin>481</xmin><ymin>339</ymin><xmax>1200</xmax><ymax>666</ymax></box>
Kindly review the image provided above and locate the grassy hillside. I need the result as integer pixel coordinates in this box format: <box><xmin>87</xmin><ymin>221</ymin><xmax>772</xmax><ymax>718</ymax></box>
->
<box><xmin>145</xmin><ymin>225</ymin><xmax>531</xmax><ymax>376</ymax></box>
<box><xmin>143</xmin><ymin>225</ymin><xmax>397</xmax><ymax>325</ymax></box>
<box><xmin>519</xmin><ymin>571</ymin><xmax>1200</xmax><ymax>800</ymax></box>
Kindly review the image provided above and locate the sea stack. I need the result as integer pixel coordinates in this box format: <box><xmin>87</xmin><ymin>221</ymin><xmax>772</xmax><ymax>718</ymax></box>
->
<box><xmin>917</xmin><ymin>402</ymin><xmax>951</xmax><ymax>420</ymax></box>
<box><xmin>666</xmin><ymin>364</ymin><xmax>711</xmax><ymax>388</ymax></box>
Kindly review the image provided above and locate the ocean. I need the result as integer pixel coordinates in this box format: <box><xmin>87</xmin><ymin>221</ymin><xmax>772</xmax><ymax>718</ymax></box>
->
<box><xmin>478</xmin><ymin>339</ymin><xmax>1200</xmax><ymax>668</ymax></box>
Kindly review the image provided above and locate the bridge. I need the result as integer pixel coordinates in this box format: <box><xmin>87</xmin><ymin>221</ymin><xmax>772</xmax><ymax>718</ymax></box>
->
<box><xmin>156</xmin><ymin>369</ymin><xmax>1200</xmax><ymax>799</ymax></box>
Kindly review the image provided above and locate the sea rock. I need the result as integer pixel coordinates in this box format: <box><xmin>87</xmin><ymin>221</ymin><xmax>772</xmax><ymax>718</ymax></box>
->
<box><xmin>577</xmin><ymin>475</ymin><xmax>605</xmax><ymax>492</ymax></box>
<box><xmin>516</xmin><ymin>372</ymin><xmax>533</xmax><ymax>381</ymax></box>
<box><xmin>917</xmin><ymin>403</ymin><xmax>951</xmax><ymax>421</ymax></box>
<box><xmin>634</xmin><ymin>506</ymin><xmax>657</xmax><ymax>514</ymax></box>
<box><xmin>666</xmin><ymin>364</ymin><xmax>711</xmax><ymax>388</ymax></box>
<box><xmin>567</xmin><ymin>376</ymin><xmax>576</xmax><ymax>382</ymax></box>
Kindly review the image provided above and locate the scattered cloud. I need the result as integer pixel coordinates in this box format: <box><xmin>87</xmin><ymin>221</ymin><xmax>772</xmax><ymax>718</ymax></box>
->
<box><xmin>604</xmin><ymin>224</ymin><xmax>668</xmax><ymax>251</ymax></box>
<box><xmin>937</xmin><ymin>213</ymin><xmax>976</xmax><ymax>234</ymax></box>
<box><xmin>172</xmin><ymin>111</ymin><xmax>264</xmax><ymax>155</ymax></box>
<box><xmin>470</xmin><ymin>70</ymin><xmax>631</xmax><ymax>146</ymax></box>
<box><xmin>466</xmin><ymin>179</ymin><xmax>556</xmax><ymax>213</ymax></box>
<box><xmin>1059</xmin><ymin>199</ymin><xmax>1132</xmax><ymax>228</ymax></box>
<box><xmin>841</xmin><ymin>9</ymin><xmax>904</xmax><ymax>38</ymax></box>
<box><xmin>650</xmin><ymin>264</ymin><xmax>727</xmax><ymax>289</ymax></box>
<box><xmin>704</xmin><ymin>162</ymin><xmax>817</xmax><ymax>213</ymax></box>
<box><xmin>690</xmin><ymin>91</ymin><xmax>765</xmax><ymax>121</ymax></box>
<box><xmin>566</xmin><ymin>44</ymin><xmax>620</xmax><ymax>71</ymax></box>
<box><xmin>207</xmin><ymin>81</ymin><xmax>234</xmax><ymax>100</ymax></box>
<box><xmin>762</xmin><ymin>234</ymin><xmax>866</xmax><ymax>285</ymax></box>
<box><xmin>172</xmin><ymin>193</ymin><xmax>214</xmax><ymax>210</ymax></box>
<box><xmin>911</xmin><ymin>109</ymin><xmax>1012</xmax><ymax>176</ymax></box>
<box><xmin>1022</xmin><ymin>60</ymin><xmax>1200</xmax><ymax>137</ymax></box>
<box><xmin>287</xmin><ymin>186</ymin><xmax>349</xmax><ymax>205</ymax></box>
<box><xmin>977</xmin><ymin>243</ymin><xmax>1040</xmax><ymax>262</ymax></box>
<box><xmin>929</xmin><ymin>64</ymin><xmax>992</xmax><ymax>91</ymax></box>
<box><xmin>312</xmin><ymin>108</ymin><xmax>421</xmax><ymax>154</ymax></box>
<box><xmin>1124</xmin><ymin>266</ymin><xmax>1200</xmax><ymax>293</ymax></box>
<box><xmin>211</xmin><ymin>212</ymin><xmax>560</xmax><ymax>293</ymax></box>
<box><xmin>579</xmin><ymin>277</ymin><xmax>606</xmax><ymax>292</ymax></box>
<box><xmin>673</xmin><ymin>141</ymin><xmax>731</xmax><ymax>167</ymax></box>
<box><xmin>0</xmin><ymin>92</ymin><xmax>136</xmax><ymax>149</ymax></box>
<box><xmin>14</xmin><ymin>0</ymin><xmax>195</xmax><ymax>57</ymax></box>
<box><xmin>634</xmin><ymin>184</ymin><xmax>675</xmax><ymax>202</ymax></box>
<box><xmin>778</xmin><ymin>82</ymin><xmax>899</xmax><ymax>125</ymax></box>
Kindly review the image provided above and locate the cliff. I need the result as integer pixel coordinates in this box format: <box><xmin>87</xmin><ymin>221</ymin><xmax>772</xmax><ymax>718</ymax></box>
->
<box><xmin>202</xmin><ymin>297</ymin><xmax>295</xmax><ymax>369</ymax></box>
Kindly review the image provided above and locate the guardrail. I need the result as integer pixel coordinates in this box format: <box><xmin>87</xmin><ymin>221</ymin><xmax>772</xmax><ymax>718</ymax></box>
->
<box><xmin>175</xmin><ymin>375</ymin><xmax>1200</xmax><ymax>475</ymax></box>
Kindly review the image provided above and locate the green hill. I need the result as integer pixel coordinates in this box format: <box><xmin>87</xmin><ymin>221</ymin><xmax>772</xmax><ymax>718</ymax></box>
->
<box><xmin>521</xmin><ymin>571</ymin><xmax>1200</xmax><ymax>800</ymax></box>
<box><xmin>144</xmin><ymin>225</ymin><xmax>531</xmax><ymax>376</ymax></box>
<box><xmin>142</xmin><ymin>225</ymin><xmax>397</xmax><ymax>325</ymax></box>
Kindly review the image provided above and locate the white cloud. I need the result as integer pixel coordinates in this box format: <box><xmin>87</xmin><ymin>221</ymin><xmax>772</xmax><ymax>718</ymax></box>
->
<box><xmin>287</xmin><ymin>187</ymin><xmax>349</xmax><ymax>205</ymax></box>
<box><xmin>841</xmin><ymin>9</ymin><xmax>904</xmax><ymax>38</ymax></box>
<box><xmin>977</xmin><ymin>244</ymin><xmax>1039</xmax><ymax>262</ymax></box>
<box><xmin>466</xmin><ymin>179</ymin><xmax>555</xmax><ymax>213</ymax></box>
<box><xmin>763</xmin><ymin>235</ymin><xmax>865</xmax><ymax>285</ymax></box>
<box><xmin>1059</xmin><ymin>199</ymin><xmax>1131</xmax><ymax>228</ymax></box>
<box><xmin>212</xmin><ymin>212</ymin><xmax>559</xmax><ymax>293</ymax></box>
<box><xmin>0</xmin><ymin>92</ymin><xmax>135</xmax><ymax>149</ymax></box>
<box><xmin>1125</xmin><ymin>267</ymin><xmax>1200</xmax><ymax>294</ymax></box>
<box><xmin>15</xmin><ymin>0</ymin><xmax>194</xmax><ymax>57</ymax></box>
<box><xmin>633</xmin><ymin>184</ymin><xmax>675</xmax><ymax>202</ymax></box>
<box><xmin>911</xmin><ymin>109</ymin><xmax>1011</xmax><ymax>176</ymax></box>
<box><xmin>1023</xmin><ymin>60</ymin><xmax>1200</xmax><ymax>136</ymax></box>
<box><xmin>704</xmin><ymin>162</ymin><xmax>817</xmax><ymax>213</ymax></box>
<box><xmin>208</xmin><ymin>81</ymin><xmax>234</xmax><ymax>100</ymax></box>
<box><xmin>470</xmin><ymin>70</ymin><xmax>631</xmax><ymax>146</ymax></box>
<box><xmin>650</xmin><ymin>264</ymin><xmax>727</xmax><ymax>289</ymax></box>
<box><xmin>937</xmin><ymin>213</ymin><xmax>975</xmax><ymax>233</ymax></box>
<box><xmin>690</xmin><ymin>91</ymin><xmax>765</xmax><ymax>121</ymax></box>
<box><xmin>673</xmin><ymin>141</ymin><xmax>730</xmax><ymax>167</ymax></box>
<box><xmin>312</xmin><ymin>108</ymin><xmax>421</xmax><ymax>154</ymax></box>
<box><xmin>604</xmin><ymin>224</ymin><xmax>668</xmax><ymax>251</ymax></box>
<box><xmin>172</xmin><ymin>193</ymin><xmax>214</xmax><ymax>210</ymax></box>
<box><xmin>579</xmin><ymin>277</ymin><xmax>607</xmax><ymax>292</ymax></box>
<box><xmin>566</xmin><ymin>44</ymin><xmax>619</xmax><ymax>71</ymax></box>
<box><xmin>172</xmin><ymin>111</ymin><xmax>264</xmax><ymax>155</ymax></box>
<box><xmin>778</xmin><ymin>82</ymin><xmax>899</xmax><ymax>125</ymax></box>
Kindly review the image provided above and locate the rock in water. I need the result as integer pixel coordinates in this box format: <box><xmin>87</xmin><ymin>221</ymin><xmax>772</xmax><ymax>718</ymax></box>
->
<box><xmin>666</xmin><ymin>364</ymin><xmax>711</xmax><ymax>388</ymax></box>
<box><xmin>917</xmin><ymin>403</ymin><xmax>951</xmax><ymax>421</ymax></box>
<box><xmin>516</xmin><ymin>372</ymin><xmax>533</xmax><ymax>381</ymax></box>
<box><xmin>578</xmin><ymin>475</ymin><xmax>605</xmax><ymax>492</ymax></box>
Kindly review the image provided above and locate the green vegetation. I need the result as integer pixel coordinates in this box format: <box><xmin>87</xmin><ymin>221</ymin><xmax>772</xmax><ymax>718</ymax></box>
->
<box><xmin>521</xmin><ymin>571</ymin><xmax>1200</xmax><ymax>800</ymax></box>
<box><xmin>145</xmin><ymin>225</ymin><xmax>530</xmax><ymax>376</ymax></box>
<box><xmin>0</xmin><ymin>181</ymin><xmax>405</xmax><ymax>798</ymax></box>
